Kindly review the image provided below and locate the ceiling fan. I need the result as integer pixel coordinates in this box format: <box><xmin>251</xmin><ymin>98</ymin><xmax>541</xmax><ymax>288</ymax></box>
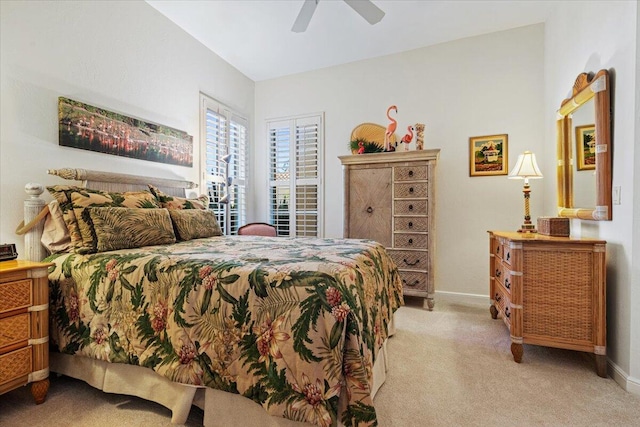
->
<box><xmin>292</xmin><ymin>0</ymin><xmax>385</xmax><ymax>33</ymax></box>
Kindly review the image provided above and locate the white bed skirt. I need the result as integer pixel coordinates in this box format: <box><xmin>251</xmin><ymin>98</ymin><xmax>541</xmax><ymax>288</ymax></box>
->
<box><xmin>50</xmin><ymin>316</ymin><xmax>395</xmax><ymax>426</ymax></box>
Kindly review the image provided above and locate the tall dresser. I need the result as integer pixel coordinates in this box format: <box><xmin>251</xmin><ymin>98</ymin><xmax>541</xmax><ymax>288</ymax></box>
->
<box><xmin>340</xmin><ymin>149</ymin><xmax>440</xmax><ymax>310</ymax></box>
<box><xmin>488</xmin><ymin>231</ymin><xmax>607</xmax><ymax>377</ymax></box>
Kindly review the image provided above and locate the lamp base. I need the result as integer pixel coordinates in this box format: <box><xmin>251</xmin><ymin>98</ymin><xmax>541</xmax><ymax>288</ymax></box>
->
<box><xmin>517</xmin><ymin>224</ymin><xmax>538</xmax><ymax>233</ymax></box>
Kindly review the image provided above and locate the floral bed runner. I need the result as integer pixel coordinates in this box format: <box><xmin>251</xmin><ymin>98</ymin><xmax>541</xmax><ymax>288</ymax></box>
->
<box><xmin>48</xmin><ymin>236</ymin><xmax>403</xmax><ymax>426</ymax></box>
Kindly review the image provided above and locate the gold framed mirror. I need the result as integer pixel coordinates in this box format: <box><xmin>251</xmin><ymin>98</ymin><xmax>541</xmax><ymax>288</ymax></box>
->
<box><xmin>556</xmin><ymin>69</ymin><xmax>612</xmax><ymax>220</ymax></box>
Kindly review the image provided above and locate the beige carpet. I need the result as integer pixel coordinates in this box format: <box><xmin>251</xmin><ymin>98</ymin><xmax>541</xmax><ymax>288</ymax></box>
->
<box><xmin>2</xmin><ymin>298</ymin><xmax>639</xmax><ymax>426</ymax></box>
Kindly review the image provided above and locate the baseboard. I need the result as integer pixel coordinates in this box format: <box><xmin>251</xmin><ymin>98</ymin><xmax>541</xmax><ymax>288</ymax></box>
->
<box><xmin>609</xmin><ymin>360</ymin><xmax>640</xmax><ymax>396</ymax></box>
<box><xmin>435</xmin><ymin>290</ymin><xmax>489</xmax><ymax>307</ymax></box>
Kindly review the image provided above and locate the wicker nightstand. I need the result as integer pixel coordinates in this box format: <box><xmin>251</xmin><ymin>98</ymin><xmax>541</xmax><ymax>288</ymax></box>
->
<box><xmin>0</xmin><ymin>260</ymin><xmax>53</xmax><ymax>403</ymax></box>
<box><xmin>488</xmin><ymin>231</ymin><xmax>607</xmax><ymax>377</ymax></box>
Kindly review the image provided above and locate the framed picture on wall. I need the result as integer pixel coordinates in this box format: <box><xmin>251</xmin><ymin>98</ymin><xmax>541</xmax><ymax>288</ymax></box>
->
<box><xmin>58</xmin><ymin>97</ymin><xmax>193</xmax><ymax>167</ymax></box>
<box><xmin>575</xmin><ymin>124</ymin><xmax>596</xmax><ymax>171</ymax></box>
<box><xmin>469</xmin><ymin>134</ymin><xmax>508</xmax><ymax>176</ymax></box>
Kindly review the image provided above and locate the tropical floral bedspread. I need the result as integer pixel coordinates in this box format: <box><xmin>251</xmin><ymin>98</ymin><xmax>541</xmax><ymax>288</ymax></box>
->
<box><xmin>47</xmin><ymin>236</ymin><xmax>403</xmax><ymax>426</ymax></box>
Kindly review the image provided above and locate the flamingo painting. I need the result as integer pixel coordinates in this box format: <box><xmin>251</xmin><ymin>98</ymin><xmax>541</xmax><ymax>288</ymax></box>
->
<box><xmin>401</xmin><ymin>125</ymin><xmax>414</xmax><ymax>151</ymax></box>
<box><xmin>384</xmin><ymin>105</ymin><xmax>398</xmax><ymax>151</ymax></box>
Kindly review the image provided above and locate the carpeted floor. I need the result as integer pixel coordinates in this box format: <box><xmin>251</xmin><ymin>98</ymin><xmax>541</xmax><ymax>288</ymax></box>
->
<box><xmin>2</xmin><ymin>297</ymin><xmax>639</xmax><ymax>426</ymax></box>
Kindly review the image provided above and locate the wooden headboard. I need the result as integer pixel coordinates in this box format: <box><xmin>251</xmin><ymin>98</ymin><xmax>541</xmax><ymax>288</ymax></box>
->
<box><xmin>22</xmin><ymin>168</ymin><xmax>198</xmax><ymax>261</ymax></box>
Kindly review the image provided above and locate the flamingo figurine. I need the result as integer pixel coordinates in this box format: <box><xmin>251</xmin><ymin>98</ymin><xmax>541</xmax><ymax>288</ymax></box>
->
<box><xmin>401</xmin><ymin>125</ymin><xmax>414</xmax><ymax>151</ymax></box>
<box><xmin>357</xmin><ymin>140</ymin><xmax>365</xmax><ymax>154</ymax></box>
<box><xmin>384</xmin><ymin>105</ymin><xmax>398</xmax><ymax>151</ymax></box>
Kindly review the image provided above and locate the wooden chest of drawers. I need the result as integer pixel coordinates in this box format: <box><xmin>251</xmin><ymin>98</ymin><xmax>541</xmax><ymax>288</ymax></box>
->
<box><xmin>340</xmin><ymin>150</ymin><xmax>440</xmax><ymax>309</ymax></box>
<box><xmin>0</xmin><ymin>260</ymin><xmax>53</xmax><ymax>403</ymax></box>
<box><xmin>488</xmin><ymin>231</ymin><xmax>607</xmax><ymax>376</ymax></box>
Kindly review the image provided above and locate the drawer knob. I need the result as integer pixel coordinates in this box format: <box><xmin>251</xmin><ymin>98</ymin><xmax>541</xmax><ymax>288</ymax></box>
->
<box><xmin>409</xmin><ymin>187</ymin><xmax>414</xmax><ymax>193</ymax></box>
<box><xmin>408</xmin><ymin>221</ymin><xmax>413</xmax><ymax>228</ymax></box>
<box><xmin>408</xmin><ymin>204</ymin><xmax>414</xmax><ymax>211</ymax></box>
<box><xmin>403</xmin><ymin>258</ymin><xmax>420</xmax><ymax>266</ymax></box>
<box><xmin>505</xmin><ymin>307</ymin><xmax>511</xmax><ymax>318</ymax></box>
<box><xmin>408</xmin><ymin>170</ymin><xmax>414</xmax><ymax>177</ymax></box>
<box><xmin>495</xmin><ymin>269</ymin><xmax>501</xmax><ymax>277</ymax></box>
<box><xmin>506</xmin><ymin>252</ymin><xmax>510</xmax><ymax>261</ymax></box>
<box><xmin>505</xmin><ymin>278</ymin><xmax>511</xmax><ymax>289</ymax></box>
<box><xmin>402</xmin><ymin>278</ymin><xmax>420</xmax><ymax>286</ymax></box>
<box><xmin>495</xmin><ymin>293</ymin><xmax>501</xmax><ymax>302</ymax></box>
<box><xmin>408</xmin><ymin>238</ymin><xmax>413</xmax><ymax>245</ymax></box>
<box><xmin>366</xmin><ymin>206</ymin><xmax>373</xmax><ymax>214</ymax></box>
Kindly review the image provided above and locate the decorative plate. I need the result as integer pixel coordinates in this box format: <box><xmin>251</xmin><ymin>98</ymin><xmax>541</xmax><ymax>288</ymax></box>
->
<box><xmin>350</xmin><ymin>123</ymin><xmax>397</xmax><ymax>153</ymax></box>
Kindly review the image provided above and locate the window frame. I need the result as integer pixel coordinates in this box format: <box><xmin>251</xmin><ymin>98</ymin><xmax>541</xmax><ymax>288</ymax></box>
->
<box><xmin>200</xmin><ymin>93</ymin><xmax>248</xmax><ymax>235</ymax></box>
<box><xmin>266</xmin><ymin>112</ymin><xmax>324</xmax><ymax>237</ymax></box>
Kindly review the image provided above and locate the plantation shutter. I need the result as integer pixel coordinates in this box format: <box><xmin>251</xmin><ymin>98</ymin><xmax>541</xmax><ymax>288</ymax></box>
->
<box><xmin>268</xmin><ymin>114</ymin><xmax>323</xmax><ymax>237</ymax></box>
<box><xmin>201</xmin><ymin>95</ymin><xmax>247</xmax><ymax>235</ymax></box>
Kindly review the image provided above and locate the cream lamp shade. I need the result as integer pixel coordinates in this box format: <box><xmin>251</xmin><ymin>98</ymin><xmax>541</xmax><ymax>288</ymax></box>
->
<box><xmin>508</xmin><ymin>151</ymin><xmax>543</xmax><ymax>182</ymax></box>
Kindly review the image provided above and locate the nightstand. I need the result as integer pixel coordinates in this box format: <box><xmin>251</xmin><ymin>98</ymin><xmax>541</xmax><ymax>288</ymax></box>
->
<box><xmin>0</xmin><ymin>260</ymin><xmax>53</xmax><ymax>403</ymax></box>
<box><xmin>488</xmin><ymin>231</ymin><xmax>607</xmax><ymax>377</ymax></box>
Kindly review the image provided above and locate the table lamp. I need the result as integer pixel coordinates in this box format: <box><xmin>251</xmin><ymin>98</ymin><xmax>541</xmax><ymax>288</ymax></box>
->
<box><xmin>508</xmin><ymin>150</ymin><xmax>543</xmax><ymax>233</ymax></box>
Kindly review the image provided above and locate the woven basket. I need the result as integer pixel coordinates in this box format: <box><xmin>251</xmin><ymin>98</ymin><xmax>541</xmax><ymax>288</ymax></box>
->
<box><xmin>537</xmin><ymin>217</ymin><xmax>570</xmax><ymax>237</ymax></box>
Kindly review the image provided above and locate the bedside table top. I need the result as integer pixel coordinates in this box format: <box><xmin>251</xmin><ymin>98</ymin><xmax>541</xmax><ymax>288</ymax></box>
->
<box><xmin>0</xmin><ymin>260</ymin><xmax>54</xmax><ymax>273</ymax></box>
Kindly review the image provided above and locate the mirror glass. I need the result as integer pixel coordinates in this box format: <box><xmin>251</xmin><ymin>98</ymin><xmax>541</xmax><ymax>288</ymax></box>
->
<box><xmin>571</xmin><ymin>97</ymin><xmax>596</xmax><ymax>208</ymax></box>
<box><xmin>556</xmin><ymin>70</ymin><xmax>612</xmax><ymax>220</ymax></box>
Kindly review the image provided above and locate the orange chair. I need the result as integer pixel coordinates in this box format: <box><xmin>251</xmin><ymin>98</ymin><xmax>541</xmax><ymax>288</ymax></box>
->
<box><xmin>237</xmin><ymin>222</ymin><xmax>277</xmax><ymax>237</ymax></box>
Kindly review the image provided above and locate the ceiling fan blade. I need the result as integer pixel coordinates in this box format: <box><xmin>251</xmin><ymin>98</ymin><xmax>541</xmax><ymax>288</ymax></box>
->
<box><xmin>292</xmin><ymin>0</ymin><xmax>318</xmax><ymax>33</ymax></box>
<box><xmin>343</xmin><ymin>0</ymin><xmax>385</xmax><ymax>25</ymax></box>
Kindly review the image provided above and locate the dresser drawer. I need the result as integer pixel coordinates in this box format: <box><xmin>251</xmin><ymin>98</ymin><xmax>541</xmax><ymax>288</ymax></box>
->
<box><xmin>394</xmin><ymin>200</ymin><xmax>427</xmax><ymax>215</ymax></box>
<box><xmin>0</xmin><ymin>313</ymin><xmax>30</xmax><ymax>349</ymax></box>
<box><xmin>394</xmin><ymin>182</ymin><xmax>428</xmax><ymax>199</ymax></box>
<box><xmin>387</xmin><ymin>250</ymin><xmax>427</xmax><ymax>271</ymax></box>
<box><xmin>394</xmin><ymin>165</ymin><xmax>428</xmax><ymax>181</ymax></box>
<box><xmin>394</xmin><ymin>217</ymin><xmax>428</xmax><ymax>232</ymax></box>
<box><xmin>493</xmin><ymin>286</ymin><xmax>511</xmax><ymax>327</ymax></box>
<box><xmin>0</xmin><ymin>280</ymin><xmax>32</xmax><ymax>314</ymax></box>
<box><xmin>394</xmin><ymin>233</ymin><xmax>428</xmax><ymax>249</ymax></box>
<box><xmin>0</xmin><ymin>346</ymin><xmax>32</xmax><ymax>385</ymax></box>
<box><xmin>494</xmin><ymin>261</ymin><xmax>504</xmax><ymax>286</ymax></box>
<box><xmin>400</xmin><ymin>271</ymin><xmax>428</xmax><ymax>291</ymax></box>
<box><xmin>502</xmin><ymin>242</ymin><xmax>513</xmax><ymax>266</ymax></box>
<box><xmin>492</xmin><ymin>238</ymin><xmax>502</xmax><ymax>260</ymax></box>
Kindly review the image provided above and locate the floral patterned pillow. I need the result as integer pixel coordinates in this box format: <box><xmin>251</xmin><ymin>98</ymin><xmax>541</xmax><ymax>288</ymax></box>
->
<box><xmin>168</xmin><ymin>209</ymin><xmax>222</xmax><ymax>241</ymax></box>
<box><xmin>88</xmin><ymin>207</ymin><xmax>176</xmax><ymax>252</ymax></box>
<box><xmin>148</xmin><ymin>184</ymin><xmax>208</xmax><ymax>210</ymax></box>
<box><xmin>70</xmin><ymin>189</ymin><xmax>160</xmax><ymax>254</ymax></box>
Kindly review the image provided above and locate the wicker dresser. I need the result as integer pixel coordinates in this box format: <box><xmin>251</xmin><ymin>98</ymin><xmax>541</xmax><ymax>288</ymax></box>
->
<box><xmin>340</xmin><ymin>150</ymin><xmax>440</xmax><ymax>310</ymax></box>
<box><xmin>488</xmin><ymin>231</ymin><xmax>607</xmax><ymax>376</ymax></box>
<box><xmin>0</xmin><ymin>260</ymin><xmax>53</xmax><ymax>403</ymax></box>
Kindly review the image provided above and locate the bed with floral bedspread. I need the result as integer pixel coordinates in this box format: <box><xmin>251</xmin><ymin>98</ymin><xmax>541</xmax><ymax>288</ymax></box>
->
<box><xmin>47</xmin><ymin>235</ymin><xmax>403</xmax><ymax>426</ymax></box>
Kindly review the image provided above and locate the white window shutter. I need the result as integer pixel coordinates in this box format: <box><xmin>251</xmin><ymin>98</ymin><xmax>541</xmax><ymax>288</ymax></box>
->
<box><xmin>201</xmin><ymin>95</ymin><xmax>248</xmax><ymax>235</ymax></box>
<box><xmin>268</xmin><ymin>113</ymin><xmax>323</xmax><ymax>237</ymax></box>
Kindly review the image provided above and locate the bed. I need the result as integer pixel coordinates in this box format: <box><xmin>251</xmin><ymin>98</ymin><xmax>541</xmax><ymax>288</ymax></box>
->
<box><xmin>20</xmin><ymin>168</ymin><xmax>404</xmax><ymax>427</ymax></box>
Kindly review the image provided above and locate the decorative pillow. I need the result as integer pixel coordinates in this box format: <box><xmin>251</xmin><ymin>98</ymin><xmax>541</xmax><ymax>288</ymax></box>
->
<box><xmin>71</xmin><ymin>189</ymin><xmax>160</xmax><ymax>254</ymax></box>
<box><xmin>46</xmin><ymin>185</ymin><xmax>86</xmax><ymax>251</ymax></box>
<box><xmin>41</xmin><ymin>200</ymin><xmax>71</xmax><ymax>254</ymax></box>
<box><xmin>88</xmin><ymin>207</ymin><xmax>176</xmax><ymax>252</ymax></box>
<box><xmin>168</xmin><ymin>209</ymin><xmax>223</xmax><ymax>241</ymax></box>
<box><xmin>148</xmin><ymin>184</ymin><xmax>208</xmax><ymax>210</ymax></box>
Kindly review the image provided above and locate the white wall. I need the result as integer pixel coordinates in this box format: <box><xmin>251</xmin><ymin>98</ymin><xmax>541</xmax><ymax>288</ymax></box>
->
<box><xmin>255</xmin><ymin>25</ymin><xmax>545</xmax><ymax>297</ymax></box>
<box><xmin>0</xmin><ymin>0</ymin><xmax>254</xmax><ymax>257</ymax></box>
<box><xmin>543</xmin><ymin>0</ymin><xmax>638</xmax><ymax>390</ymax></box>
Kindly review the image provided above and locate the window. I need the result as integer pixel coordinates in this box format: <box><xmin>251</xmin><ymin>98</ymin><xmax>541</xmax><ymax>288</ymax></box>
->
<box><xmin>267</xmin><ymin>113</ymin><xmax>323</xmax><ymax>237</ymax></box>
<box><xmin>200</xmin><ymin>94</ymin><xmax>248</xmax><ymax>235</ymax></box>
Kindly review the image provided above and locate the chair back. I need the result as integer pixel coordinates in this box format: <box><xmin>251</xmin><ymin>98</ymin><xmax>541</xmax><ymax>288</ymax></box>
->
<box><xmin>237</xmin><ymin>222</ymin><xmax>277</xmax><ymax>237</ymax></box>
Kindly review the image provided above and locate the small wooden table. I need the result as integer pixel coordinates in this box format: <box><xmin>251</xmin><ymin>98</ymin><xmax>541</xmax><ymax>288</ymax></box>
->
<box><xmin>0</xmin><ymin>260</ymin><xmax>53</xmax><ymax>403</ymax></box>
